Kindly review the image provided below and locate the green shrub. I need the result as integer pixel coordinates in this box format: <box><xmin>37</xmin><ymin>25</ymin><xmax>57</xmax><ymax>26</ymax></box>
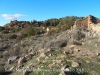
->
<box><xmin>26</xmin><ymin>28</ymin><xmax>39</xmax><ymax>37</ymax></box>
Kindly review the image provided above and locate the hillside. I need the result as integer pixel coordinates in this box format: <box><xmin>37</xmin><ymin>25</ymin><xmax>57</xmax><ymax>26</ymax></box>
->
<box><xmin>0</xmin><ymin>15</ymin><xmax>100</xmax><ymax>75</ymax></box>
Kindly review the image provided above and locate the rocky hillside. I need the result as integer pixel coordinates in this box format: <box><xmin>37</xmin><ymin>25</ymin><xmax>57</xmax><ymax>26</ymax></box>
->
<box><xmin>4</xmin><ymin>20</ymin><xmax>30</xmax><ymax>29</ymax></box>
<box><xmin>0</xmin><ymin>15</ymin><xmax>100</xmax><ymax>75</ymax></box>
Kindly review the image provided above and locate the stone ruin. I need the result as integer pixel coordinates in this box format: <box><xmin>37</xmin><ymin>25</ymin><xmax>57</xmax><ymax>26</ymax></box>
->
<box><xmin>73</xmin><ymin>15</ymin><xmax>97</xmax><ymax>28</ymax></box>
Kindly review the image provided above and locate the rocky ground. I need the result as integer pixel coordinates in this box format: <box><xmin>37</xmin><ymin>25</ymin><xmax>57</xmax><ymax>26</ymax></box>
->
<box><xmin>0</xmin><ymin>23</ymin><xmax>100</xmax><ymax>75</ymax></box>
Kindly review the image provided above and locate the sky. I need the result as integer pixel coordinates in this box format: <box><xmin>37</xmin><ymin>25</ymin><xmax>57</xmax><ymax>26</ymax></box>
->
<box><xmin>0</xmin><ymin>0</ymin><xmax>100</xmax><ymax>26</ymax></box>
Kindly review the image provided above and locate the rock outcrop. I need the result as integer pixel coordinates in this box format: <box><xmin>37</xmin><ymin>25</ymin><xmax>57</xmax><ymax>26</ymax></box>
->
<box><xmin>4</xmin><ymin>20</ymin><xmax>30</xmax><ymax>29</ymax></box>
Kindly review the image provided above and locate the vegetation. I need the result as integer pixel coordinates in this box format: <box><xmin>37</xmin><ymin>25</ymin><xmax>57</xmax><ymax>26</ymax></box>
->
<box><xmin>0</xmin><ymin>26</ymin><xmax>5</xmax><ymax>32</ymax></box>
<box><xmin>7</xmin><ymin>34</ymin><xmax>17</xmax><ymax>39</ymax></box>
<box><xmin>0</xmin><ymin>16</ymin><xmax>83</xmax><ymax>34</ymax></box>
<box><xmin>0</xmin><ymin>66</ymin><xmax>5</xmax><ymax>75</ymax></box>
<box><xmin>26</xmin><ymin>27</ymin><xmax>39</xmax><ymax>37</ymax></box>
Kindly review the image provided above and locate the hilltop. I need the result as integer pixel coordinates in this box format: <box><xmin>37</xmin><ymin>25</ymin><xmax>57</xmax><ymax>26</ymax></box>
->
<box><xmin>0</xmin><ymin>15</ymin><xmax>100</xmax><ymax>75</ymax></box>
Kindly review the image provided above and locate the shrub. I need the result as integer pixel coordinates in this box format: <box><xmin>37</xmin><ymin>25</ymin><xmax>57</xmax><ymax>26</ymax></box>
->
<box><xmin>7</xmin><ymin>34</ymin><xmax>17</xmax><ymax>39</ymax></box>
<box><xmin>47</xmin><ymin>28</ymin><xmax>59</xmax><ymax>35</ymax></box>
<box><xmin>72</xmin><ymin>26</ymin><xmax>85</xmax><ymax>40</ymax></box>
<box><xmin>0</xmin><ymin>26</ymin><xmax>5</xmax><ymax>32</ymax></box>
<box><xmin>26</xmin><ymin>28</ymin><xmax>39</xmax><ymax>37</ymax></box>
<box><xmin>11</xmin><ymin>28</ymin><xmax>22</xmax><ymax>33</ymax></box>
<box><xmin>2</xmin><ymin>30</ymin><xmax>9</xmax><ymax>34</ymax></box>
<box><xmin>17</xmin><ymin>33</ymin><xmax>27</xmax><ymax>41</ymax></box>
<box><xmin>0</xmin><ymin>53</ymin><xmax>3</xmax><ymax>58</ymax></box>
<box><xmin>73</xmin><ymin>40</ymin><xmax>82</xmax><ymax>45</ymax></box>
<box><xmin>0</xmin><ymin>66</ymin><xmax>5</xmax><ymax>75</ymax></box>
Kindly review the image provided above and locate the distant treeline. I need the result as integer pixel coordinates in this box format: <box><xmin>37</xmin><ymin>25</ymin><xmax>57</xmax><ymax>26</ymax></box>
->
<box><xmin>30</xmin><ymin>16</ymin><xmax>85</xmax><ymax>28</ymax></box>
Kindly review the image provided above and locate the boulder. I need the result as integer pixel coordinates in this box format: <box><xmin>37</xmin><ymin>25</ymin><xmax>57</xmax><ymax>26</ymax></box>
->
<box><xmin>8</xmin><ymin>56</ymin><xmax>19</xmax><ymax>64</ymax></box>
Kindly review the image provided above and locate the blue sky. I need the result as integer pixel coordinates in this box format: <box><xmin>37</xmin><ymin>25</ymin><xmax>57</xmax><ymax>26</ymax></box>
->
<box><xmin>0</xmin><ymin>0</ymin><xmax>100</xmax><ymax>26</ymax></box>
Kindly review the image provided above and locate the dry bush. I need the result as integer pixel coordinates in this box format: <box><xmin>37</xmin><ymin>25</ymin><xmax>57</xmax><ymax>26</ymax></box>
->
<box><xmin>7</xmin><ymin>34</ymin><xmax>17</xmax><ymax>39</ymax></box>
<box><xmin>72</xmin><ymin>26</ymin><xmax>86</xmax><ymax>40</ymax></box>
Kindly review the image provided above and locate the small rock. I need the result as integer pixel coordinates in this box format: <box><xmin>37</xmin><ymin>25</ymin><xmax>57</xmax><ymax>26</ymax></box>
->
<box><xmin>25</xmin><ymin>53</ymin><xmax>34</xmax><ymax>60</ymax></box>
<box><xmin>72</xmin><ymin>61</ymin><xmax>79</xmax><ymax>67</ymax></box>
<box><xmin>36</xmin><ymin>57</ymin><xmax>40</xmax><ymax>61</ymax></box>
<box><xmin>9</xmin><ymin>66</ymin><xmax>15</xmax><ymax>71</ymax></box>
<box><xmin>69</xmin><ymin>45</ymin><xmax>76</xmax><ymax>49</ymax></box>
<box><xmin>59</xmin><ymin>66</ymin><xmax>71</xmax><ymax>75</ymax></box>
<box><xmin>28</xmin><ymin>48</ymin><xmax>33</xmax><ymax>53</ymax></box>
<box><xmin>8</xmin><ymin>56</ymin><xmax>19</xmax><ymax>64</ymax></box>
<box><xmin>40</xmin><ymin>53</ymin><xmax>46</xmax><ymax>58</ymax></box>
<box><xmin>82</xmin><ymin>42</ymin><xmax>85</xmax><ymax>45</ymax></box>
<box><xmin>18</xmin><ymin>57</ymin><xmax>25</xmax><ymax>67</ymax></box>
<box><xmin>95</xmin><ymin>44</ymin><xmax>98</xmax><ymax>47</ymax></box>
<box><xmin>86</xmin><ymin>61</ymin><xmax>90</xmax><ymax>63</ymax></box>
<box><xmin>96</xmin><ymin>53</ymin><xmax>100</xmax><ymax>56</ymax></box>
<box><xmin>39</xmin><ymin>49</ymin><xmax>45</xmax><ymax>53</ymax></box>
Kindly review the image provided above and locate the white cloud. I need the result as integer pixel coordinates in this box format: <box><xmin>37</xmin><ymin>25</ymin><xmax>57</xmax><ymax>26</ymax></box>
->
<box><xmin>1</xmin><ymin>14</ymin><xmax>26</xmax><ymax>20</ymax></box>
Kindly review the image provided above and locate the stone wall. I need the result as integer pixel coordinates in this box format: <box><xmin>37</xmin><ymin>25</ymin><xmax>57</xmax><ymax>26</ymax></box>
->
<box><xmin>74</xmin><ymin>15</ymin><xmax>97</xmax><ymax>28</ymax></box>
